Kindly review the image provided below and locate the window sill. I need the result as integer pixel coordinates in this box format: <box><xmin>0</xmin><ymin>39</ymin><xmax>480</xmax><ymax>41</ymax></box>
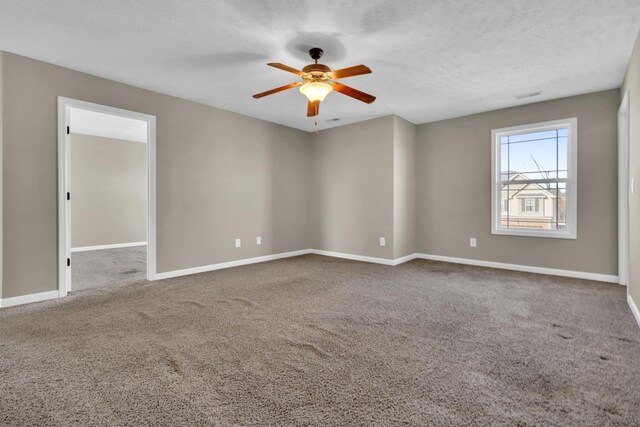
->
<box><xmin>492</xmin><ymin>228</ymin><xmax>576</xmax><ymax>239</ymax></box>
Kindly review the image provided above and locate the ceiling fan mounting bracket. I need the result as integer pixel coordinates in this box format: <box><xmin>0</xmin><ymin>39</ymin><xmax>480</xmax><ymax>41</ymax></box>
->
<box><xmin>308</xmin><ymin>47</ymin><xmax>323</xmax><ymax>63</ymax></box>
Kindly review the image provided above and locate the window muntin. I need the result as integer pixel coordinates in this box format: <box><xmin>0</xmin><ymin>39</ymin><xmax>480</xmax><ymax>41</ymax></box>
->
<box><xmin>491</xmin><ymin>118</ymin><xmax>577</xmax><ymax>239</ymax></box>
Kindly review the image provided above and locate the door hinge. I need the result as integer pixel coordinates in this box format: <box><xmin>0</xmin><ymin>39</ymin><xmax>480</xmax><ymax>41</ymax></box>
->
<box><xmin>67</xmin><ymin>258</ymin><xmax>71</xmax><ymax>267</ymax></box>
<box><xmin>67</xmin><ymin>192</ymin><xmax>70</xmax><ymax>201</ymax></box>
<box><xmin>66</xmin><ymin>126</ymin><xmax>70</xmax><ymax>135</ymax></box>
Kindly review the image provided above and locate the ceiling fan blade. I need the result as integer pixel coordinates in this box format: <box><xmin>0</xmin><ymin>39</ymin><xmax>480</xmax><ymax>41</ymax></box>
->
<box><xmin>267</xmin><ymin>63</ymin><xmax>306</xmax><ymax>76</ymax></box>
<box><xmin>307</xmin><ymin>100</ymin><xmax>320</xmax><ymax>117</ymax></box>
<box><xmin>330</xmin><ymin>82</ymin><xmax>376</xmax><ymax>104</ymax></box>
<box><xmin>253</xmin><ymin>82</ymin><xmax>302</xmax><ymax>99</ymax></box>
<box><xmin>327</xmin><ymin>64</ymin><xmax>372</xmax><ymax>80</ymax></box>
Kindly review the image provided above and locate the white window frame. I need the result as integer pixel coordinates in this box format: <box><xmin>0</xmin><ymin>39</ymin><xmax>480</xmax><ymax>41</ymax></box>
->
<box><xmin>491</xmin><ymin>118</ymin><xmax>577</xmax><ymax>239</ymax></box>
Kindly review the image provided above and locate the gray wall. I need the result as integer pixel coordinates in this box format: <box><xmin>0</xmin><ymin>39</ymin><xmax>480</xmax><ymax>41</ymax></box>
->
<box><xmin>70</xmin><ymin>133</ymin><xmax>147</xmax><ymax>248</ymax></box>
<box><xmin>310</xmin><ymin>115</ymin><xmax>418</xmax><ymax>261</ymax></box>
<box><xmin>416</xmin><ymin>90</ymin><xmax>619</xmax><ymax>275</ymax></box>
<box><xmin>0</xmin><ymin>50</ymin><xmax>625</xmax><ymax>300</ymax></box>
<box><xmin>2</xmin><ymin>52</ymin><xmax>311</xmax><ymax>298</ymax></box>
<box><xmin>310</xmin><ymin>116</ymin><xmax>395</xmax><ymax>259</ymax></box>
<box><xmin>622</xmin><ymin>31</ymin><xmax>640</xmax><ymax>305</ymax></box>
<box><xmin>0</xmin><ymin>52</ymin><xmax>3</xmax><ymax>299</ymax></box>
<box><xmin>393</xmin><ymin>116</ymin><xmax>417</xmax><ymax>259</ymax></box>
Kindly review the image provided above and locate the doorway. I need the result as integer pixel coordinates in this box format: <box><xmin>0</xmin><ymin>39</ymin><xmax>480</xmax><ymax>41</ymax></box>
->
<box><xmin>58</xmin><ymin>98</ymin><xmax>156</xmax><ymax>296</ymax></box>
<box><xmin>619</xmin><ymin>91</ymin><xmax>630</xmax><ymax>288</ymax></box>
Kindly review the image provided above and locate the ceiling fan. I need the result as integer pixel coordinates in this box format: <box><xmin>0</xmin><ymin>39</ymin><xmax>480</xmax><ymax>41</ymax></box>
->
<box><xmin>253</xmin><ymin>48</ymin><xmax>376</xmax><ymax>117</ymax></box>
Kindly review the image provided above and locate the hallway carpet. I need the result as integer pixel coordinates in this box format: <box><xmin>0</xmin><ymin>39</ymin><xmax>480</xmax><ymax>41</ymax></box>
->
<box><xmin>1</xmin><ymin>255</ymin><xmax>639</xmax><ymax>425</ymax></box>
<box><xmin>71</xmin><ymin>245</ymin><xmax>146</xmax><ymax>292</ymax></box>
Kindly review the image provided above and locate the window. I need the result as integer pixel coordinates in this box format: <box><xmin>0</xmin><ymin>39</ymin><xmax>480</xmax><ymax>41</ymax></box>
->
<box><xmin>523</xmin><ymin>198</ymin><xmax>536</xmax><ymax>212</ymax></box>
<box><xmin>491</xmin><ymin>118</ymin><xmax>577</xmax><ymax>238</ymax></box>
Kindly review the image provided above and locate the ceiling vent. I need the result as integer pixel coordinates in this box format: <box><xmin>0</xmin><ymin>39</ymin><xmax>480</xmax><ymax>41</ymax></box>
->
<box><xmin>515</xmin><ymin>91</ymin><xmax>542</xmax><ymax>100</ymax></box>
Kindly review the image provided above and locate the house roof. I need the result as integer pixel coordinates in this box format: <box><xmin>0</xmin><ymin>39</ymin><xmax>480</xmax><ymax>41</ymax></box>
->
<box><xmin>499</xmin><ymin>172</ymin><xmax>557</xmax><ymax>199</ymax></box>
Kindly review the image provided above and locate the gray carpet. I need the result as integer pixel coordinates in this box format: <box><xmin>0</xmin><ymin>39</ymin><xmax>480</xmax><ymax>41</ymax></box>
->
<box><xmin>1</xmin><ymin>255</ymin><xmax>639</xmax><ymax>426</ymax></box>
<box><xmin>71</xmin><ymin>246</ymin><xmax>146</xmax><ymax>292</ymax></box>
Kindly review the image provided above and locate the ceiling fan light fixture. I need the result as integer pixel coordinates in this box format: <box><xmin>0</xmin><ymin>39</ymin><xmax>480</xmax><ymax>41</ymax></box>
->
<box><xmin>299</xmin><ymin>82</ymin><xmax>332</xmax><ymax>102</ymax></box>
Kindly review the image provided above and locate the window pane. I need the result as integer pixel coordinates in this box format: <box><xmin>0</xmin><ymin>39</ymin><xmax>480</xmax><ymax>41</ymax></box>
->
<box><xmin>508</xmin><ymin>129</ymin><xmax>558</xmax><ymax>143</ymax></box>
<box><xmin>509</xmin><ymin>171</ymin><xmax>552</xmax><ymax>181</ymax></box>
<box><xmin>558</xmin><ymin>137</ymin><xmax>568</xmax><ymax>171</ymax></box>
<box><xmin>507</xmin><ymin>136</ymin><xmax>557</xmax><ymax>176</ymax></box>
<box><xmin>500</xmin><ymin>142</ymin><xmax>509</xmax><ymax>174</ymax></box>
<box><xmin>501</xmin><ymin>185</ymin><xmax>556</xmax><ymax>229</ymax></box>
<box><xmin>500</xmin><ymin>184</ymin><xmax>510</xmax><ymax>228</ymax></box>
<box><xmin>557</xmin><ymin>182</ymin><xmax>567</xmax><ymax>230</ymax></box>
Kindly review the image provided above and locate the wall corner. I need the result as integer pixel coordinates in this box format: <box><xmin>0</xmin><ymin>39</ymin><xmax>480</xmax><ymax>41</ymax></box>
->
<box><xmin>392</xmin><ymin>115</ymin><xmax>418</xmax><ymax>259</ymax></box>
<box><xmin>0</xmin><ymin>50</ymin><xmax>4</xmax><ymax>300</ymax></box>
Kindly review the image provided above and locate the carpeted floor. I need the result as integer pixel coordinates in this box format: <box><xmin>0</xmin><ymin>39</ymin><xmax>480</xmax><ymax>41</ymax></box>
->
<box><xmin>1</xmin><ymin>255</ymin><xmax>639</xmax><ymax>426</ymax></box>
<box><xmin>71</xmin><ymin>246</ymin><xmax>146</xmax><ymax>291</ymax></box>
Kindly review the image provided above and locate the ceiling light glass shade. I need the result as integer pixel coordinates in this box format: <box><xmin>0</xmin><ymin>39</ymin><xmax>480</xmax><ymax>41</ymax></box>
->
<box><xmin>299</xmin><ymin>82</ymin><xmax>333</xmax><ymax>102</ymax></box>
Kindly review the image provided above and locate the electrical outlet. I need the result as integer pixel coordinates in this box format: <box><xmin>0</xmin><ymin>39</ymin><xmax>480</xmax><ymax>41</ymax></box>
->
<box><xmin>256</xmin><ymin>236</ymin><xmax>261</xmax><ymax>245</ymax></box>
<box><xmin>470</xmin><ymin>237</ymin><xmax>477</xmax><ymax>248</ymax></box>
<box><xmin>235</xmin><ymin>238</ymin><xmax>241</xmax><ymax>248</ymax></box>
<box><xmin>379</xmin><ymin>237</ymin><xmax>386</xmax><ymax>247</ymax></box>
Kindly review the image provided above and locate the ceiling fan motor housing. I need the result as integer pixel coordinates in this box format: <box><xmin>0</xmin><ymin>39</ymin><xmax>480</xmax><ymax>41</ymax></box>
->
<box><xmin>302</xmin><ymin>63</ymin><xmax>331</xmax><ymax>80</ymax></box>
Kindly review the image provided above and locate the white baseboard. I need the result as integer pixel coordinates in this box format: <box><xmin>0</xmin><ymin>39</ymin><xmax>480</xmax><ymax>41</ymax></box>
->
<box><xmin>309</xmin><ymin>249</ymin><xmax>396</xmax><ymax>265</ymax></box>
<box><xmin>71</xmin><ymin>241</ymin><xmax>147</xmax><ymax>252</ymax></box>
<box><xmin>0</xmin><ymin>290</ymin><xmax>60</xmax><ymax>308</ymax></box>
<box><xmin>155</xmin><ymin>249</ymin><xmax>313</xmax><ymax>280</ymax></box>
<box><xmin>628</xmin><ymin>294</ymin><xmax>640</xmax><ymax>329</ymax></box>
<box><xmin>309</xmin><ymin>250</ymin><xmax>417</xmax><ymax>266</ymax></box>
<box><xmin>416</xmin><ymin>253</ymin><xmax>619</xmax><ymax>284</ymax></box>
<box><xmin>393</xmin><ymin>253</ymin><xmax>419</xmax><ymax>265</ymax></box>
<box><xmin>155</xmin><ymin>249</ymin><xmax>417</xmax><ymax>281</ymax></box>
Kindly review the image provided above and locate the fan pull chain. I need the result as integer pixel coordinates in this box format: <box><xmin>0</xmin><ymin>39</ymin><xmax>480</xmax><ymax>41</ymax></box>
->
<box><xmin>314</xmin><ymin>120</ymin><xmax>319</xmax><ymax>136</ymax></box>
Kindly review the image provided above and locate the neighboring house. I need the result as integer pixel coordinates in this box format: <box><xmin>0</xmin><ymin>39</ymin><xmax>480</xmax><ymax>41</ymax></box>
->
<box><xmin>501</xmin><ymin>173</ymin><xmax>566</xmax><ymax>230</ymax></box>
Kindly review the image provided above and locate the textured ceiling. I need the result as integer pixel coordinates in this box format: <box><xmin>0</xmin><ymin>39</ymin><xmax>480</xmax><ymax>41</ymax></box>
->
<box><xmin>1</xmin><ymin>1</ymin><xmax>639</xmax><ymax>131</ymax></box>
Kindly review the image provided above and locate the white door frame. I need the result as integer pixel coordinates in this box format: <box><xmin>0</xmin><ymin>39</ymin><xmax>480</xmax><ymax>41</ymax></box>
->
<box><xmin>57</xmin><ymin>97</ymin><xmax>157</xmax><ymax>297</ymax></box>
<box><xmin>618</xmin><ymin>91</ymin><xmax>630</xmax><ymax>287</ymax></box>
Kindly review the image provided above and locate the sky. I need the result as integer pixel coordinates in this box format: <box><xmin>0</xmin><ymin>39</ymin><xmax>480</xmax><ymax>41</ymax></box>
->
<box><xmin>501</xmin><ymin>128</ymin><xmax>568</xmax><ymax>181</ymax></box>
